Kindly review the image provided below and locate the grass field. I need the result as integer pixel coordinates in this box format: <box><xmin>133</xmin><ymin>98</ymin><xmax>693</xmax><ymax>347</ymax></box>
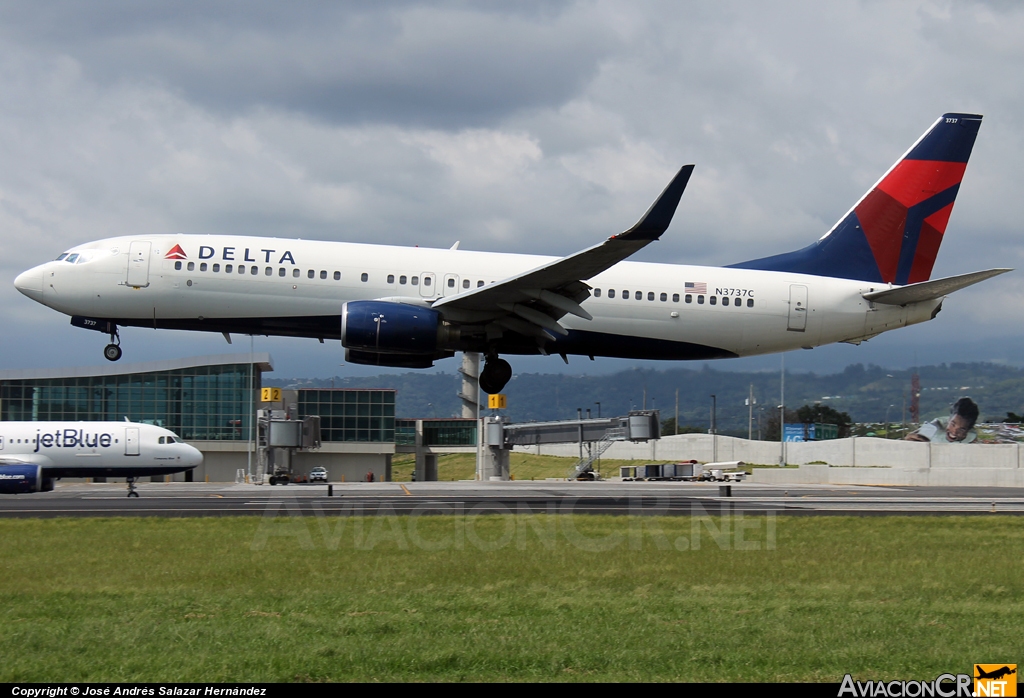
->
<box><xmin>2</xmin><ymin>514</ymin><xmax>1021</xmax><ymax>682</ymax></box>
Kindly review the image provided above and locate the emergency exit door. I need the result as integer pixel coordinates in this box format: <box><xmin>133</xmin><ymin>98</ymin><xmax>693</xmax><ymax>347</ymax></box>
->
<box><xmin>787</xmin><ymin>284</ymin><xmax>808</xmax><ymax>332</ymax></box>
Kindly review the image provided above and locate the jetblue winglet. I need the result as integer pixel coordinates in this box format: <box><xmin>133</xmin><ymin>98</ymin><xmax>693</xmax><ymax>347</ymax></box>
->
<box><xmin>615</xmin><ymin>164</ymin><xmax>695</xmax><ymax>241</ymax></box>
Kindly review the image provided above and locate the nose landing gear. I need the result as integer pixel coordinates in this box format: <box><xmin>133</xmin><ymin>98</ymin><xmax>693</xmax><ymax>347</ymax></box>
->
<box><xmin>104</xmin><ymin>326</ymin><xmax>122</xmax><ymax>362</ymax></box>
<box><xmin>479</xmin><ymin>356</ymin><xmax>512</xmax><ymax>395</ymax></box>
<box><xmin>126</xmin><ymin>477</ymin><xmax>139</xmax><ymax>498</ymax></box>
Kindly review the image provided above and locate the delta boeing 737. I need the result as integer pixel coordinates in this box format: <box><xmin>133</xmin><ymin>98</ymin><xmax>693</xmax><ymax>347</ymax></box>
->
<box><xmin>14</xmin><ymin>114</ymin><xmax>1009</xmax><ymax>394</ymax></box>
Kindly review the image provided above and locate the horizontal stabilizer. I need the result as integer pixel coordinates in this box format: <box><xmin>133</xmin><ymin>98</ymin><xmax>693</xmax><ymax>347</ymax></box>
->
<box><xmin>863</xmin><ymin>268</ymin><xmax>1011</xmax><ymax>305</ymax></box>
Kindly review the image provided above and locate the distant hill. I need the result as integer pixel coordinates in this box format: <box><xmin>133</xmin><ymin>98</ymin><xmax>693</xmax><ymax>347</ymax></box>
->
<box><xmin>265</xmin><ymin>362</ymin><xmax>1024</xmax><ymax>433</ymax></box>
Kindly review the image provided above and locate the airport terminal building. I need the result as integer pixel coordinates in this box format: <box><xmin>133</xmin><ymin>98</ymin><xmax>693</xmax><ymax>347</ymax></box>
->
<box><xmin>0</xmin><ymin>354</ymin><xmax>397</xmax><ymax>482</ymax></box>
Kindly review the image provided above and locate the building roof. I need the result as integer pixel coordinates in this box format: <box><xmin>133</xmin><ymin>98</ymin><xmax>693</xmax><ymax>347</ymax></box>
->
<box><xmin>0</xmin><ymin>353</ymin><xmax>274</xmax><ymax>381</ymax></box>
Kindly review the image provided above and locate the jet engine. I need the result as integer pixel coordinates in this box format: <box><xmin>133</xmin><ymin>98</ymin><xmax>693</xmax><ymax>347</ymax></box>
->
<box><xmin>0</xmin><ymin>465</ymin><xmax>55</xmax><ymax>494</ymax></box>
<box><xmin>341</xmin><ymin>301</ymin><xmax>459</xmax><ymax>362</ymax></box>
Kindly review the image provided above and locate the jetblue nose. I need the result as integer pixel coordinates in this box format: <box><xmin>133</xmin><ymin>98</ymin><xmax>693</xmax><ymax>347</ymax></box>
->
<box><xmin>14</xmin><ymin>266</ymin><xmax>44</xmax><ymax>301</ymax></box>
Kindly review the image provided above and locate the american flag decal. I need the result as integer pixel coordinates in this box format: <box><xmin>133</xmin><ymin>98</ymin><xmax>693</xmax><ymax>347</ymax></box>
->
<box><xmin>685</xmin><ymin>281</ymin><xmax>707</xmax><ymax>294</ymax></box>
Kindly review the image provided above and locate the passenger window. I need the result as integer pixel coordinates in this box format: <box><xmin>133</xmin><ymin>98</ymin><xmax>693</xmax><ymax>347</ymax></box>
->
<box><xmin>187</xmin><ymin>262</ymin><xmax>195</xmax><ymax>271</ymax></box>
<box><xmin>660</xmin><ymin>292</ymin><xmax>667</xmax><ymax>301</ymax></box>
<box><xmin>400</xmin><ymin>275</ymin><xmax>407</xmax><ymax>284</ymax></box>
<box><xmin>477</xmin><ymin>280</ymin><xmax>484</xmax><ymax>287</ymax></box>
<box><xmin>320</xmin><ymin>270</ymin><xmax>327</xmax><ymax>279</ymax></box>
<box><xmin>722</xmin><ymin>297</ymin><xmax>729</xmax><ymax>306</ymax></box>
<box><xmin>175</xmin><ymin>261</ymin><xmax>182</xmax><ymax>271</ymax></box>
<box><xmin>448</xmin><ymin>278</ymin><xmax>455</xmax><ymax>288</ymax></box>
<box><xmin>697</xmin><ymin>295</ymin><xmax>704</xmax><ymax>304</ymax></box>
<box><xmin>747</xmin><ymin>298</ymin><xmax>754</xmax><ymax>308</ymax></box>
<box><xmin>710</xmin><ymin>296</ymin><xmax>717</xmax><ymax>305</ymax></box>
<box><xmin>278</xmin><ymin>268</ymin><xmax>286</xmax><ymax>277</ymax></box>
<box><xmin>622</xmin><ymin>290</ymin><xmax>628</xmax><ymax>299</ymax></box>
<box><xmin>212</xmin><ymin>263</ymin><xmax>220</xmax><ymax>272</ymax></box>
<box><xmin>200</xmin><ymin>263</ymin><xmax>208</xmax><ymax>272</ymax></box>
<box><xmin>238</xmin><ymin>265</ymin><xmax>245</xmax><ymax>274</ymax></box>
<box><xmin>335</xmin><ymin>271</ymin><xmax>342</xmax><ymax>281</ymax></box>
<box><xmin>594</xmin><ymin>289</ymin><xmax>602</xmax><ymax>298</ymax></box>
<box><xmin>360</xmin><ymin>272</ymin><xmax>367</xmax><ymax>282</ymax></box>
<box><xmin>647</xmin><ymin>292</ymin><xmax>654</xmax><ymax>301</ymax></box>
<box><xmin>307</xmin><ymin>269</ymin><xmax>314</xmax><ymax>279</ymax></box>
<box><xmin>293</xmin><ymin>269</ymin><xmax>300</xmax><ymax>278</ymax></box>
<box><xmin>411</xmin><ymin>276</ymin><xmax>419</xmax><ymax>285</ymax></box>
<box><xmin>251</xmin><ymin>266</ymin><xmax>258</xmax><ymax>275</ymax></box>
<box><xmin>463</xmin><ymin>279</ymin><xmax>470</xmax><ymax>289</ymax></box>
<box><xmin>388</xmin><ymin>274</ymin><xmax>395</xmax><ymax>284</ymax></box>
<box><xmin>265</xmin><ymin>267</ymin><xmax>272</xmax><ymax>276</ymax></box>
<box><xmin>608</xmin><ymin>289</ymin><xmax>616</xmax><ymax>298</ymax></box>
<box><xmin>424</xmin><ymin>277</ymin><xmax>431</xmax><ymax>286</ymax></box>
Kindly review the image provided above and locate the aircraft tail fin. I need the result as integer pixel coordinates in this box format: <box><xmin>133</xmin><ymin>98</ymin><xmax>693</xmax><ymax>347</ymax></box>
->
<box><xmin>729</xmin><ymin>113</ymin><xmax>983</xmax><ymax>284</ymax></box>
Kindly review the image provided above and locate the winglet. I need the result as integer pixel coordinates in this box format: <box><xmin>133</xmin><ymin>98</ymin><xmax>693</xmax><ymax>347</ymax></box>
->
<box><xmin>615</xmin><ymin>164</ymin><xmax>695</xmax><ymax>241</ymax></box>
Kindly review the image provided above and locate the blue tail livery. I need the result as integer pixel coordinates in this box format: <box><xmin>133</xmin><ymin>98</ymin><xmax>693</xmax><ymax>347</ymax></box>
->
<box><xmin>729</xmin><ymin>113</ymin><xmax>982</xmax><ymax>284</ymax></box>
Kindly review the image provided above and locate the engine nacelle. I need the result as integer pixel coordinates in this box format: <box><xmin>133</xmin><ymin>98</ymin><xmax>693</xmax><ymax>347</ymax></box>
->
<box><xmin>341</xmin><ymin>301</ymin><xmax>457</xmax><ymax>355</ymax></box>
<box><xmin>345</xmin><ymin>348</ymin><xmax>438</xmax><ymax>369</ymax></box>
<box><xmin>0</xmin><ymin>465</ymin><xmax>55</xmax><ymax>494</ymax></box>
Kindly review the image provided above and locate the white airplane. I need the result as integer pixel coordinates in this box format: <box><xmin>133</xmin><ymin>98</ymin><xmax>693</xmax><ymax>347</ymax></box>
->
<box><xmin>0</xmin><ymin>421</ymin><xmax>203</xmax><ymax>496</ymax></box>
<box><xmin>14</xmin><ymin>113</ymin><xmax>1010</xmax><ymax>394</ymax></box>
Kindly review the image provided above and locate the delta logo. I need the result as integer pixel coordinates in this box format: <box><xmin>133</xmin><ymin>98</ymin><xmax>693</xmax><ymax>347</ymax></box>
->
<box><xmin>975</xmin><ymin>665</ymin><xmax>1016</xmax><ymax>697</ymax></box>
<box><xmin>165</xmin><ymin>244</ymin><xmax>188</xmax><ymax>260</ymax></box>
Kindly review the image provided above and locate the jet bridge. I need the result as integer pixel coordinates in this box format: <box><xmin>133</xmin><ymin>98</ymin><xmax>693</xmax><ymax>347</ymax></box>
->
<box><xmin>480</xmin><ymin>410</ymin><xmax>659</xmax><ymax>480</ymax></box>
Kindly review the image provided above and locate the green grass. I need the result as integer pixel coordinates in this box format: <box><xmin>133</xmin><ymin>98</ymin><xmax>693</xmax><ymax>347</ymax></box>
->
<box><xmin>2</xmin><ymin>515</ymin><xmax>1021</xmax><ymax>682</ymax></box>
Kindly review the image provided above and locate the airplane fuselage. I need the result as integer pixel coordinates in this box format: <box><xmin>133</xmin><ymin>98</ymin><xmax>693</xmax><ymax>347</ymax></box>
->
<box><xmin>0</xmin><ymin>420</ymin><xmax>202</xmax><ymax>479</ymax></box>
<box><xmin>16</xmin><ymin>234</ymin><xmax>940</xmax><ymax>361</ymax></box>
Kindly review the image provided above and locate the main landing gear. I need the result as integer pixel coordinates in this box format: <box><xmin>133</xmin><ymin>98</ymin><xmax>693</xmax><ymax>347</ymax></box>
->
<box><xmin>479</xmin><ymin>355</ymin><xmax>512</xmax><ymax>395</ymax></box>
<box><xmin>104</xmin><ymin>326</ymin><xmax>122</xmax><ymax>362</ymax></box>
<box><xmin>126</xmin><ymin>477</ymin><xmax>139</xmax><ymax>498</ymax></box>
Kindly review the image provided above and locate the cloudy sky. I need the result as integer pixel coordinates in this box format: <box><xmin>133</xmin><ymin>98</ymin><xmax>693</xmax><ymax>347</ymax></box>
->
<box><xmin>1</xmin><ymin>1</ymin><xmax>1022</xmax><ymax>379</ymax></box>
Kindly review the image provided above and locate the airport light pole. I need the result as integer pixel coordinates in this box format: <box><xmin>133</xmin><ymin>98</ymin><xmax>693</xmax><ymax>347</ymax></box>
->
<box><xmin>710</xmin><ymin>394</ymin><xmax>717</xmax><ymax>462</ymax></box>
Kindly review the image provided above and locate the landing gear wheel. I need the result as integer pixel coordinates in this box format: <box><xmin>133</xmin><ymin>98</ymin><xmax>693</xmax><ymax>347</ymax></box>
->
<box><xmin>126</xmin><ymin>477</ymin><xmax>139</xmax><ymax>498</ymax></box>
<box><xmin>104</xmin><ymin>343</ymin><xmax>122</xmax><ymax>362</ymax></box>
<box><xmin>479</xmin><ymin>358</ymin><xmax>513</xmax><ymax>395</ymax></box>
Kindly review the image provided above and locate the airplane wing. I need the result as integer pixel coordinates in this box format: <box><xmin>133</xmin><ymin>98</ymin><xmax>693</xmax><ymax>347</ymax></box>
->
<box><xmin>863</xmin><ymin>268</ymin><xmax>1012</xmax><ymax>306</ymax></box>
<box><xmin>432</xmin><ymin>165</ymin><xmax>695</xmax><ymax>339</ymax></box>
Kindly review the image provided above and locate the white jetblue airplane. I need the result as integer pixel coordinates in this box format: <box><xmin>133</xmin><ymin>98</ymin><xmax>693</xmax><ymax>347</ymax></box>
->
<box><xmin>0</xmin><ymin>421</ymin><xmax>203</xmax><ymax>496</ymax></box>
<box><xmin>14</xmin><ymin>113</ymin><xmax>1009</xmax><ymax>394</ymax></box>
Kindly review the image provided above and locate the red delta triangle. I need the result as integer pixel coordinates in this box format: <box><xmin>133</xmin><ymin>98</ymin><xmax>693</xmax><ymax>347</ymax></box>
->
<box><xmin>876</xmin><ymin>160</ymin><xmax>967</xmax><ymax>208</ymax></box>
<box><xmin>165</xmin><ymin>244</ymin><xmax>187</xmax><ymax>260</ymax></box>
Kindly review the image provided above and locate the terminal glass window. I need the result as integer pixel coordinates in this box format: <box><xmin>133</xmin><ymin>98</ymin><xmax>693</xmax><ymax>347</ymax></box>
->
<box><xmin>0</xmin><ymin>363</ymin><xmax>258</xmax><ymax>441</ymax></box>
<box><xmin>297</xmin><ymin>389</ymin><xmax>396</xmax><ymax>443</ymax></box>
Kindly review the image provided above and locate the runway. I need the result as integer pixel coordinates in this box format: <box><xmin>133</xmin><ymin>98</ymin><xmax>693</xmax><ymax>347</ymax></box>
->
<box><xmin>3</xmin><ymin>480</ymin><xmax>1024</xmax><ymax>517</ymax></box>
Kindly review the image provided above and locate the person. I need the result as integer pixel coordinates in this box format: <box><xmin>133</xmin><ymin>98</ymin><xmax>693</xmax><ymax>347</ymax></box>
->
<box><xmin>905</xmin><ymin>397</ymin><xmax>979</xmax><ymax>443</ymax></box>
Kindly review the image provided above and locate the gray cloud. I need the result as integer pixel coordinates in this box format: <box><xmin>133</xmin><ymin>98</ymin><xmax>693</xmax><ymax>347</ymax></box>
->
<box><xmin>1</xmin><ymin>0</ymin><xmax>1022</xmax><ymax>374</ymax></box>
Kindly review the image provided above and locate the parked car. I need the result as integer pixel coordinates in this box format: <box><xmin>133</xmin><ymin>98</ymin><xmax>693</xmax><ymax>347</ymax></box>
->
<box><xmin>309</xmin><ymin>466</ymin><xmax>328</xmax><ymax>483</ymax></box>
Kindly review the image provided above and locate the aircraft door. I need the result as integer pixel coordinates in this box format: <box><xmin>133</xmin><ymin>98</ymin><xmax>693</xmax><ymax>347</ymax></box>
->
<box><xmin>125</xmin><ymin>427</ymin><xmax>140</xmax><ymax>456</ymax></box>
<box><xmin>787</xmin><ymin>284</ymin><xmax>808</xmax><ymax>332</ymax></box>
<box><xmin>126</xmin><ymin>241</ymin><xmax>152</xmax><ymax>288</ymax></box>
<box><xmin>419</xmin><ymin>273</ymin><xmax>436</xmax><ymax>298</ymax></box>
<box><xmin>442</xmin><ymin>274</ymin><xmax>460</xmax><ymax>297</ymax></box>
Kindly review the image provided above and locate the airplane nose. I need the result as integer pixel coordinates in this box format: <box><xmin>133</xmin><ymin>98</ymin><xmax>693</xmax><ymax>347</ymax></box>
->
<box><xmin>186</xmin><ymin>445</ymin><xmax>204</xmax><ymax>467</ymax></box>
<box><xmin>14</xmin><ymin>266</ymin><xmax>44</xmax><ymax>301</ymax></box>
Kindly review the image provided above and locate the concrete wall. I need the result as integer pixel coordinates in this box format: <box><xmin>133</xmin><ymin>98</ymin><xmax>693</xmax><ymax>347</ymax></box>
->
<box><xmin>515</xmin><ymin>434</ymin><xmax>1024</xmax><ymax>487</ymax></box>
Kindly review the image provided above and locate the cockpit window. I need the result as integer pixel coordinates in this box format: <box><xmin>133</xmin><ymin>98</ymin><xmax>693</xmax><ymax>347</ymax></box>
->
<box><xmin>65</xmin><ymin>253</ymin><xmax>79</xmax><ymax>263</ymax></box>
<box><xmin>56</xmin><ymin>253</ymin><xmax>69</xmax><ymax>261</ymax></box>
